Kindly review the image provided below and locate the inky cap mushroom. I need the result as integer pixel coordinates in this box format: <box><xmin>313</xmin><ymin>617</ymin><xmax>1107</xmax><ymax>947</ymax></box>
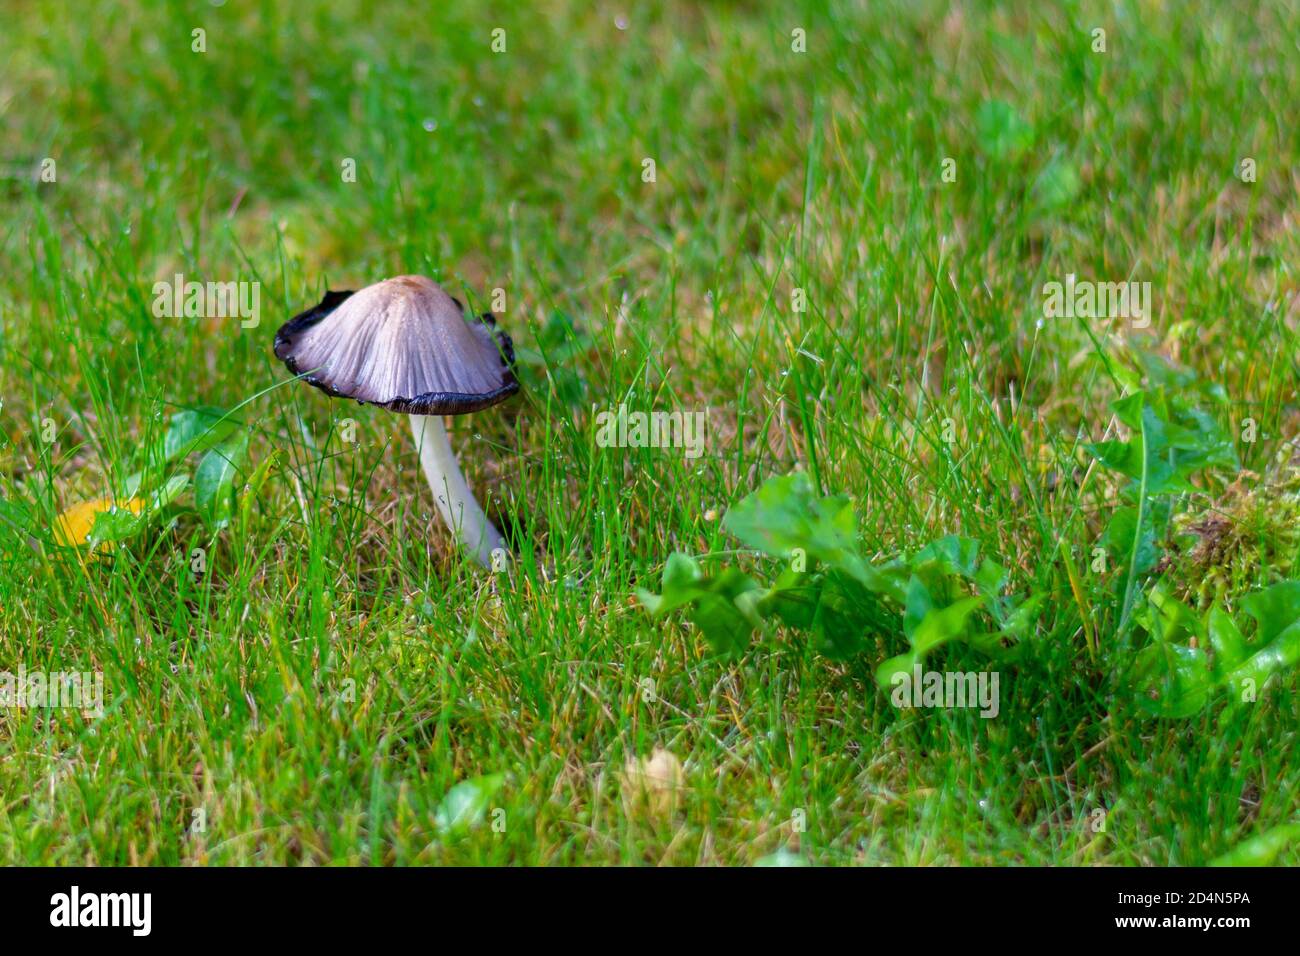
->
<box><xmin>275</xmin><ymin>275</ymin><xmax>518</xmax><ymax>567</ymax></box>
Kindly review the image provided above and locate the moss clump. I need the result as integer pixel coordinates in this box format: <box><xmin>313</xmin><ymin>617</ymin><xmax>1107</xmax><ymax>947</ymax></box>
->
<box><xmin>1167</xmin><ymin>443</ymin><xmax>1300</xmax><ymax>609</ymax></box>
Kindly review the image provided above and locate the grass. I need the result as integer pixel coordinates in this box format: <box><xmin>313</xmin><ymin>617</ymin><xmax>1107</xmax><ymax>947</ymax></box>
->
<box><xmin>1</xmin><ymin>0</ymin><xmax>1298</xmax><ymax>865</ymax></box>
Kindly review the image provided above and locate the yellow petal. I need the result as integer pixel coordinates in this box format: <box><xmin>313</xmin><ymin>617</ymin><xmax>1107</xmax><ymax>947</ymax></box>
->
<box><xmin>54</xmin><ymin>497</ymin><xmax>145</xmax><ymax>547</ymax></box>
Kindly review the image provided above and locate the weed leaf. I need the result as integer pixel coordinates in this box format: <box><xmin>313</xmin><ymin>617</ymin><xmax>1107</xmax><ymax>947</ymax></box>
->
<box><xmin>165</xmin><ymin>406</ymin><xmax>238</xmax><ymax>461</ymax></box>
<box><xmin>434</xmin><ymin>773</ymin><xmax>506</xmax><ymax>835</ymax></box>
<box><xmin>195</xmin><ymin>431</ymin><xmax>250</xmax><ymax>530</ymax></box>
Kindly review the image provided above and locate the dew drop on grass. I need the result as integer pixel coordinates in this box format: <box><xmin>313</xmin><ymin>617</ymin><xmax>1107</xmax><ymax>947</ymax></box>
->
<box><xmin>422</xmin><ymin>118</ymin><xmax>438</xmax><ymax>132</ymax></box>
<box><xmin>615</xmin><ymin>15</ymin><xmax>629</xmax><ymax>30</ymax></box>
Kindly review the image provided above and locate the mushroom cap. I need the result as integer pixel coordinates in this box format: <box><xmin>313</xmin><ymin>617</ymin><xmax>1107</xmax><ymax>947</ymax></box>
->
<box><xmin>274</xmin><ymin>275</ymin><xmax>519</xmax><ymax>415</ymax></box>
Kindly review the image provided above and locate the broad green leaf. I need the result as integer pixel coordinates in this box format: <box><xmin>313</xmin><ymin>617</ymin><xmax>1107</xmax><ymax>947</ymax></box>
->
<box><xmin>88</xmin><ymin>501</ymin><xmax>151</xmax><ymax>547</ymax></box>
<box><xmin>55</xmin><ymin>496</ymin><xmax>146</xmax><ymax>548</ymax></box>
<box><xmin>757</xmin><ymin>567</ymin><xmax>823</xmax><ymax>630</ymax></box>
<box><xmin>1131</xmin><ymin>642</ymin><xmax>1212</xmax><ymax>718</ymax></box>
<box><xmin>1220</xmin><ymin>583</ymin><xmax>1300</xmax><ymax>692</ymax></box>
<box><xmin>57</xmin><ymin>470</ymin><xmax>188</xmax><ymax>551</ymax></box>
<box><xmin>722</xmin><ymin>472</ymin><xmax>875</xmax><ymax>587</ymax></box>
<box><xmin>1090</xmin><ymin>389</ymin><xmax>1236</xmax><ymax>498</ymax></box>
<box><xmin>638</xmin><ymin>553</ymin><xmax>762</xmax><ymax>656</ymax></box>
<box><xmin>1147</xmin><ymin>584</ymin><xmax>1201</xmax><ymax>641</ymax></box>
<box><xmin>1137</xmin><ymin>353</ymin><xmax>1203</xmax><ymax>393</ymax></box>
<box><xmin>910</xmin><ymin>596</ymin><xmax>984</xmax><ymax>654</ymax></box>
<box><xmin>967</xmin><ymin>593</ymin><xmax>1044</xmax><ymax>657</ymax></box>
<box><xmin>909</xmin><ymin>536</ymin><xmax>984</xmax><ymax>606</ymax></box>
<box><xmin>1001</xmin><ymin>594</ymin><xmax>1044</xmax><ymax>638</ymax></box>
<box><xmin>644</xmin><ymin>476</ymin><xmax>1047</xmax><ymax>683</ymax></box>
<box><xmin>912</xmin><ymin>536</ymin><xmax>981</xmax><ymax>579</ymax></box>
<box><xmin>1086</xmin><ymin>438</ymin><xmax>1194</xmax><ymax>495</ymax></box>
<box><xmin>1241</xmin><ymin>581</ymin><xmax>1300</xmax><ymax>645</ymax></box>
<box><xmin>902</xmin><ymin>575</ymin><xmax>937</xmax><ymax>642</ymax></box>
<box><xmin>152</xmin><ymin>472</ymin><xmax>189</xmax><ymax>509</ymax></box>
<box><xmin>1131</xmin><ymin>582</ymin><xmax>1300</xmax><ymax>718</ymax></box>
<box><xmin>434</xmin><ymin>773</ymin><xmax>506</xmax><ymax>835</ymax></box>
<box><xmin>637</xmin><ymin>552</ymin><xmax>708</xmax><ymax>617</ymax></box>
<box><xmin>1110</xmin><ymin>391</ymin><xmax>1151</xmax><ymax>434</ymax></box>
<box><xmin>121</xmin><ymin>470</ymin><xmax>146</xmax><ymax>498</ymax></box>
<box><xmin>810</xmin><ymin>572</ymin><xmax>877</xmax><ymax>658</ymax></box>
<box><xmin>1206</xmin><ymin>605</ymin><xmax>1247</xmax><ymax>673</ymax></box>
<box><xmin>692</xmin><ymin>572</ymin><xmax>764</xmax><ymax>657</ymax></box>
<box><xmin>974</xmin><ymin>557</ymin><xmax>1009</xmax><ymax>599</ymax></box>
<box><xmin>875</xmin><ymin>650</ymin><xmax>921</xmax><ymax>690</ymax></box>
<box><xmin>1238</xmin><ymin>622</ymin><xmax>1300</xmax><ymax>686</ymax></box>
<box><xmin>1101</xmin><ymin>505</ymin><xmax>1160</xmax><ymax>575</ymax></box>
<box><xmin>1173</xmin><ymin>405</ymin><xmax>1237</xmax><ymax>463</ymax></box>
<box><xmin>755</xmin><ymin>566</ymin><xmax>886</xmax><ymax>658</ymax></box>
<box><xmin>194</xmin><ymin>431</ymin><xmax>249</xmax><ymax>530</ymax></box>
<box><xmin>877</xmin><ymin>595</ymin><xmax>983</xmax><ymax>689</ymax></box>
<box><xmin>1086</xmin><ymin>439</ymin><xmax>1144</xmax><ymax>477</ymax></box>
<box><xmin>165</xmin><ymin>406</ymin><xmax>238</xmax><ymax>461</ymax></box>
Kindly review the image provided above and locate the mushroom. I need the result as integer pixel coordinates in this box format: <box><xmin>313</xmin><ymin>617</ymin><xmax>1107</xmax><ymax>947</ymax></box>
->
<box><xmin>274</xmin><ymin>275</ymin><xmax>518</xmax><ymax>567</ymax></box>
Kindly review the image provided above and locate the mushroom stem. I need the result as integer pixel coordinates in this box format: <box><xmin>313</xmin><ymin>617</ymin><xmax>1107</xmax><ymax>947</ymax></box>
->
<box><xmin>409</xmin><ymin>414</ymin><xmax>504</xmax><ymax>567</ymax></box>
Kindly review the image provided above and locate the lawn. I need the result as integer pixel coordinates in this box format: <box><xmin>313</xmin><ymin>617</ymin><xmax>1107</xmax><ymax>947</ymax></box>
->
<box><xmin>1</xmin><ymin>0</ymin><xmax>1298</xmax><ymax>865</ymax></box>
